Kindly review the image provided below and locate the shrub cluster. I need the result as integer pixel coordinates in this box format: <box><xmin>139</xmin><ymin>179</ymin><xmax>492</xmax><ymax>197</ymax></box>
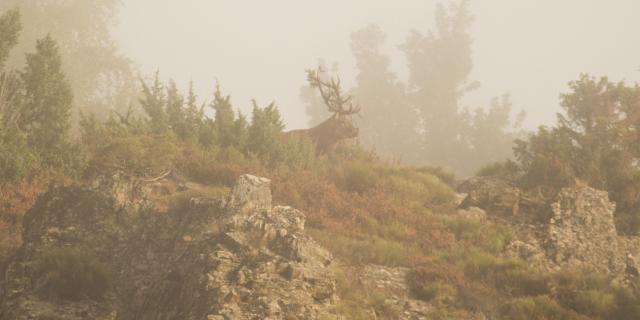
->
<box><xmin>409</xmin><ymin>249</ymin><xmax>640</xmax><ymax>319</ymax></box>
<box><xmin>34</xmin><ymin>247</ymin><xmax>110</xmax><ymax>301</ymax></box>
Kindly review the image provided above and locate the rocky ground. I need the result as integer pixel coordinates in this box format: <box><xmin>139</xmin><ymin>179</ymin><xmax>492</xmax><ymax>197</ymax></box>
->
<box><xmin>2</xmin><ymin>174</ymin><xmax>640</xmax><ymax>319</ymax></box>
<box><xmin>458</xmin><ymin>177</ymin><xmax>640</xmax><ymax>278</ymax></box>
<box><xmin>0</xmin><ymin>175</ymin><xmax>340</xmax><ymax>319</ymax></box>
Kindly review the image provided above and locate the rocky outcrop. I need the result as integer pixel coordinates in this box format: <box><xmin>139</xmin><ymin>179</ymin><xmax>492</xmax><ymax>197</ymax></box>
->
<box><xmin>460</xmin><ymin>177</ymin><xmax>640</xmax><ymax>276</ymax></box>
<box><xmin>500</xmin><ymin>185</ymin><xmax>640</xmax><ymax>276</ymax></box>
<box><xmin>504</xmin><ymin>239</ymin><xmax>548</xmax><ymax>270</ymax></box>
<box><xmin>457</xmin><ymin>177</ymin><xmax>546</xmax><ymax>219</ymax></box>
<box><xmin>457</xmin><ymin>177</ymin><xmax>522</xmax><ymax>216</ymax></box>
<box><xmin>546</xmin><ymin>186</ymin><xmax>623</xmax><ymax>273</ymax></box>
<box><xmin>0</xmin><ymin>175</ymin><xmax>339</xmax><ymax>320</ymax></box>
<box><xmin>358</xmin><ymin>265</ymin><xmax>434</xmax><ymax>319</ymax></box>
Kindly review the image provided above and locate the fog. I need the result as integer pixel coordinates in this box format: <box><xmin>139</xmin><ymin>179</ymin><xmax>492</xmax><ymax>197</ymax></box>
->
<box><xmin>114</xmin><ymin>0</ymin><xmax>640</xmax><ymax>130</ymax></box>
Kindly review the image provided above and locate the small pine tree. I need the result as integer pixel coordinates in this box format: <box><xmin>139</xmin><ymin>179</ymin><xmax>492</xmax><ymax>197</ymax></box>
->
<box><xmin>183</xmin><ymin>81</ymin><xmax>206</xmax><ymax>142</ymax></box>
<box><xmin>232</xmin><ymin>111</ymin><xmax>249</xmax><ymax>150</ymax></box>
<box><xmin>18</xmin><ymin>34</ymin><xmax>75</xmax><ymax>169</ymax></box>
<box><xmin>210</xmin><ymin>84</ymin><xmax>237</xmax><ymax>148</ymax></box>
<box><xmin>165</xmin><ymin>80</ymin><xmax>184</xmax><ymax>133</ymax></box>
<box><xmin>139</xmin><ymin>71</ymin><xmax>169</xmax><ymax>134</ymax></box>
<box><xmin>247</xmin><ymin>99</ymin><xmax>285</xmax><ymax>164</ymax></box>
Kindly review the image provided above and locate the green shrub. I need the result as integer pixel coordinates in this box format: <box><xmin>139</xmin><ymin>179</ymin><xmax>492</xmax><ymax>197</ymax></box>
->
<box><xmin>443</xmin><ymin>217</ymin><xmax>512</xmax><ymax>254</ymax></box>
<box><xmin>37</xmin><ymin>310</ymin><xmax>65</xmax><ymax>320</ymax></box>
<box><xmin>612</xmin><ymin>284</ymin><xmax>640</xmax><ymax>320</ymax></box>
<box><xmin>334</xmin><ymin>267</ymin><xmax>373</xmax><ymax>320</ymax></box>
<box><xmin>500</xmin><ymin>296</ymin><xmax>589</xmax><ymax>320</ymax></box>
<box><xmin>83</xmin><ymin>132</ymin><xmax>179</xmax><ymax>179</ymax></box>
<box><xmin>386</xmin><ymin>168</ymin><xmax>455</xmax><ymax>205</ymax></box>
<box><xmin>407</xmin><ymin>256</ymin><xmax>464</xmax><ymax>304</ymax></box>
<box><xmin>415</xmin><ymin>166</ymin><xmax>456</xmax><ymax>187</ymax></box>
<box><xmin>476</xmin><ymin>160</ymin><xmax>521</xmax><ymax>182</ymax></box>
<box><xmin>553</xmin><ymin>269</ymin><xmax>621</xmax><ymax>318</ymax></box>
<box><xmin>444</xmin><ymin>217</ymin><xmax>481</xmax><ymax>239</ymax></box>
<box><xmin>35</xmin><ymin>247</ymin><xmax>110</xmax><ymax>300</ymax></box>
<box><xmin>340</xmin><ymin>162</ymin><xmax>380</xmax><ymax>193</ymax></box>
<box><xmin>278</xmin><ymin>135</ymin><xmax>317</xmax><ymax>169</ymax></box>
<box><xmin>0</xmin><ymin>130</ymin><xmax>38</xmax><ymax>181</ymax></box>
<box><xmin>361</xmin><ymin>216</ymin><xmax>411</xmax><ymax>242</ymax></box>
<box><xmin>308</xmin><ymin>228</ymin><xmax>417</xmax><ymax>266</ymax></box>
<box><xmin>464</xmin><ymin>253</ymin><xmax>549</xmax><ymax>297</ymax></box>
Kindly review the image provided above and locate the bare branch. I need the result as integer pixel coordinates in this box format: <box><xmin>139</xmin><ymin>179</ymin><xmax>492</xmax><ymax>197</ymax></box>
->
<box><xmin>142</xmin><ymin>170</ymin><xmax>172</xmax><ymax>183</ymax></box>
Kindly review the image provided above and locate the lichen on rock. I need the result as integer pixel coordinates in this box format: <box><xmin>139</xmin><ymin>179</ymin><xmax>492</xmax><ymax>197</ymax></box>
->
<box><xmin>546</xmin><ymin>186</ymin><xmax>623</xmax><ymax>273</ymax></box>
<box><xmin>0</xmin><ymin>174</ymin><xmax>339</xmax><ymax>320</ymax></box>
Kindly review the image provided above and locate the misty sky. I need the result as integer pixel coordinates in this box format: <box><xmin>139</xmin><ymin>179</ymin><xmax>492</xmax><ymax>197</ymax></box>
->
<box><xmin>114</xmin><ymin>0</ymin><xmax>640</xmax><ymax>130</ymax></box>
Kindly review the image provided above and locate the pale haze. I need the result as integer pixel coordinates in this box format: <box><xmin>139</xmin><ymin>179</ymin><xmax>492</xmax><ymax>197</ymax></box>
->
<box><xmin>114</xmin><ymin>0</ymin><xmax>640</xmax><ymax>130</ymax></box>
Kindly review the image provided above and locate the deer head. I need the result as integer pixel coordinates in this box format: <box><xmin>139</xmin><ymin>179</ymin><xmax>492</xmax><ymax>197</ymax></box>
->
<box><xmin>306</xmin><ymin>67</ymin><xmax>360</xmax><ymax>140</ymax></box>
<box><xmin>283</xmin><ymin>68</ymin><xmax>361</xmax><ymax>154</ymax></box>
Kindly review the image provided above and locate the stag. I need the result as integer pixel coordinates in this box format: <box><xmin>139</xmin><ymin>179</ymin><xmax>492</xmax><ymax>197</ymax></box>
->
<box><xmin>283</xmin><ymin>68</ymin><xmax>361</xmax><ymax>154</ymax></box>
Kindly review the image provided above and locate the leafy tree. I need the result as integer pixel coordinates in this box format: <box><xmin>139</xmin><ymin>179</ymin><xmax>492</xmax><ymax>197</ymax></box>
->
<box><xmin>350</xmin><ymin>24</ymin><xmax>418</xmax><ymax>162</ymax></box>
<box><xmin>0</xmin><ymin>8</ymin><xmax>21</xmax><ymax>130</ymax></box>
<box><xmin>396</xmin><ymin>1</ymin><xmax>522</xmax><ymax>176</ymax></box>
<box><xmin>514</xmin><ymin>126</ymin><xmax>577</xmax><ymax>192</ymax></box>
<box><xmin>515</xmin><ymin>74</ymin><xmax>640</xmax><ymax>234</ymax></box>
<box><xmin>0</xmin><ymin>8</ymin><xmax>37</xmax><ymax>181</ymax></box>
<box><xmin>0</xmin><ymin>0</ymin><xmax>136</xmax><ymax>119</ymax></box>
<box><xmin>463</xmin><ymin>95</ymin><xmax>525</xmax><ymax>171</ymax></box>
<box><xmin>0</xmin><ymin>129</ymin><xmax>35</xmax><ymax>181</ymax></box>
<box><xmin>401</xmin><ymin>0</ymin><xmax>477</xmax><ymax>173</ymax></box>
<box><xmin>0</xmin><ymin>8</ymin><xmax>20</xmax><ymax>68</ymax></box>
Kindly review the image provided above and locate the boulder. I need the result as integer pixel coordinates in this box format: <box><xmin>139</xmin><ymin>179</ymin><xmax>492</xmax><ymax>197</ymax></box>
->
<box><xmin>0</xmin><ymin>174</ymin><xmax>339</xmax><ymax>320</ymax></box>
<box><xmin>457</xmin><ymin>177</ymin><xmax>521</xmax><ymax>216</ymax></box>
<box><xmin>546</xmin><ymin>186</ymin><xmax>623</xmax><ymax>273</ymax></box>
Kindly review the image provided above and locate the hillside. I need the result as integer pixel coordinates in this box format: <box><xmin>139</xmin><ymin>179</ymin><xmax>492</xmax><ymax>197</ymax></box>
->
<box><xmin>2</xmin><ymin>154</ymin><xmax>640</xmax><ymax>319</ymax></box>
<box><xmin>3</xmin><ymin>3</ymin><xmax>640</xmax><ymax>319</ymax></box>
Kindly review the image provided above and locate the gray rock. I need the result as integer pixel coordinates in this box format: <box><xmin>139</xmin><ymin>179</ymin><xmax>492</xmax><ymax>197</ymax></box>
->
<box><xmin>227</xmin><ymin>174</ymin><xmax>272</xmax><ymax>213</ymax></box>
<box><xmin>456</xmin><ymin>206</ymin><xmax>487</xmax><ymax>221</ymax></box>
<box><xmin>546</xmin><ymin>186</ymin><xmax>623</xmax><ymax>273</ymax></box>
<box><xmin>0</xmin><ymin>175</ymin><xmax>339</xmax><ymax>320</ymax></box>
<box><xmin>457</xmin><ymin>177</ymin><xmax>522</xmax><ymax>216</ymax></box>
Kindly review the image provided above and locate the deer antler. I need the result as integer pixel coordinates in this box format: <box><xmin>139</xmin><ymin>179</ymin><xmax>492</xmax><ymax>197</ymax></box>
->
<box><xmin>112</xmin><ymin>104</ymin><xmax>135</xmax><ymax>127</ymax></box>
<box><xmin>306</xmin><ymin>67</ymin><xmax>360</xmax><ymax>116</ymax></box>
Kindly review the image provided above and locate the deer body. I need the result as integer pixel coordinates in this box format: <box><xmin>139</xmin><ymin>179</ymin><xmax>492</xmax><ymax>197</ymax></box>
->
<box><xmin>283</xmin><ymin>114</ymin><xmax>358</xmax><ymax>154</ymax></box>
<box><xmin>283</xmin><ymin>67</ymin><xmax>361</xmax><ymax>154</ymax></box>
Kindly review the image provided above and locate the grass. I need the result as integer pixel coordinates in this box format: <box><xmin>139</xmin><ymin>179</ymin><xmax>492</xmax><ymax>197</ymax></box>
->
<box><xmin>500</xmin><ymin>296</ymin><xmax>589</xmax><ymax>320</ymax></box>
<box><xmin>5</xmin><ymin>128</ymin><xmax>640</xmax><ymax>319</ymax></box>
<box><xmin>308</xmin><ymin>228</ymin><xmax>418</xmax><ymax>266</ymax></box>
